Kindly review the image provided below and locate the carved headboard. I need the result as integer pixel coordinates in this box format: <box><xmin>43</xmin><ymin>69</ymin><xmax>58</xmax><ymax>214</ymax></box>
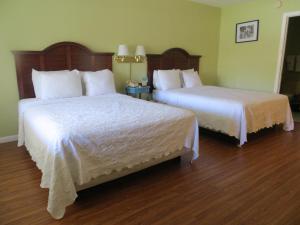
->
<box><xmin>146</xmin><ymin>48</ymin><xmax>201</xmax><ymax>92</ymax></box>
<box><xmin>13</xmin><ymin>42</ymin><xmax>114</xmax><ymax>99</ymax></box>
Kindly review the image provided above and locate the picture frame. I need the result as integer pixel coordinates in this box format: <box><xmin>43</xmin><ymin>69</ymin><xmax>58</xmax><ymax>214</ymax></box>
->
<box><xmin>236</xmin><ymin>20</ymin><xmax>259</xmax><ymax>43</ymax></box>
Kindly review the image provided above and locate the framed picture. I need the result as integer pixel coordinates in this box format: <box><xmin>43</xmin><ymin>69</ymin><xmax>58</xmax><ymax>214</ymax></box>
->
<box><xmin>236</xmin><ymin>20</ymin><xmax>259</xmax><ymax>43</ymax></box>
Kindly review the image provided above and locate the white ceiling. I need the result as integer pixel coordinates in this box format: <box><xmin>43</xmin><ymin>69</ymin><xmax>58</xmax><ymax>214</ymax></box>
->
<box><xmin>190</xmin><ymin>0</ymin><xmax>253</xmax><ymax>7</ymax></box>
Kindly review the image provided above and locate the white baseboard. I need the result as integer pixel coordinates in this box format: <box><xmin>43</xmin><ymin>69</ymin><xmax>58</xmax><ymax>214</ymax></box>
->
<box><xmin>0</xmin><ymin>135</ymin><xmax>18</xmax><ymax>144</ymax></box>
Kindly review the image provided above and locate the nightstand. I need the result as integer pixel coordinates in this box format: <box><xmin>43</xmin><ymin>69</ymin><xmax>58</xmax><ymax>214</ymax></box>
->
<box><xmin>125</xmin><ymin>86</ymin><xmax>151</xmax><ymax>100</ymax></box>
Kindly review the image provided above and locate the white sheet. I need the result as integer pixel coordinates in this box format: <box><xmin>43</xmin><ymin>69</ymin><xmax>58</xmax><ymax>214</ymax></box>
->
<box><xmin>153</xmin><ymin>86</ymin><xmax>294</xmax><ymax>145</ymax></box>
<box><xmin>18</xmin><ymin>94</ymin><xmax>198</xmax><ymax>219</ymax></box>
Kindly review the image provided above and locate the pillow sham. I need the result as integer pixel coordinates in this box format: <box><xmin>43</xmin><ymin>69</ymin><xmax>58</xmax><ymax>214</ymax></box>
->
<box><xmin>153</xmin><ymin>69</ymin><xmax>195</xmax><ymax>90</ymax></box>
<box><xmin>153</xmin><ymin>70</ymin><xmax>161</xmax><ymax>90</ymax></box>
<box><xmin>83</xmin><ymin>69</ymin><xmax>116</xmax><ymax>96</ymax></box>
<box><xmin>182</xmin><ymin>70</ymin><xmax>203</xmax><ymax>88</ymax></box>
<box><xmin>40</xmin><ymin>70</ymin><xmax>82</xmax><ymax>99</ymax></box>
<box><xmin>32</xmin><ymin>69</ymin><xmax>69</xmax><ymax>98</ymax></box>
<box><xmin>181</xmin><ymin>69</ymin><xmax>194</xmax><ymax>74</ymax></box>
<box><xmin>157</xmin><ymin>70</ymin><xmax>181</xmax><ymax>91</ymax></box>
<box><xmin>180</xmin><ymin>69</ymin><xmax>194</xmax><ymax>87</ymax></box>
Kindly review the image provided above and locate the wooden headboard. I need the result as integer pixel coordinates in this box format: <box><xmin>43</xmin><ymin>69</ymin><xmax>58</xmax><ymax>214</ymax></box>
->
<box><xmin>146</xmin><ymin>48</ymin><xmax>201</xmax><ymax>91</ymax></box>
<box><xmin>13</xmin><ymin>42</ymin><xmax>114</xmax><ymax>99</ymax></box>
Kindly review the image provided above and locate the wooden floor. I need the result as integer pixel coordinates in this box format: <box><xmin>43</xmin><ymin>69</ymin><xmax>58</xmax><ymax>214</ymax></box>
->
<box><xmin>1</xmin><ymin>124</ymin><xmax>300</xmax><ymax>225</ymax></box>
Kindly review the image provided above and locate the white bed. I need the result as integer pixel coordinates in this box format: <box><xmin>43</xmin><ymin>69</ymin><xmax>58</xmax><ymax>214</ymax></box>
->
<box><xmin>153</xmin><ymin>86</ymin><xmax>294</xmax><ymax>145</ymax></box>
<box><xmin>18</xmin><ymin>94</ymin><xmax>199</xmax><ymax>219</ymax></box>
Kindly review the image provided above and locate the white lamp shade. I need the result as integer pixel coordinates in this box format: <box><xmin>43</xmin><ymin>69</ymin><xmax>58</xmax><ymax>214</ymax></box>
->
<box><xmin>117</xmin><ymin>44</ymin><xmax>129</xmax><ymax>56</ymax></box>
<box><xmin>135</xmin><ymin>45</ymin><xmax>145</xmax><ymax>56</ymax></box>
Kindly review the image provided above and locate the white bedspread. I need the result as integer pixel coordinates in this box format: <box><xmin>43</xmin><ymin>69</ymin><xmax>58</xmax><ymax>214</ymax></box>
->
<box><xmin>18</xmin><ymin>94</ymin><xmax>199</xmax><ymax>219</ymax></box>
<box><xmin>153</xmin><ymin>86</ymin><xmax>294</xmax><ymax>145</ymax></box>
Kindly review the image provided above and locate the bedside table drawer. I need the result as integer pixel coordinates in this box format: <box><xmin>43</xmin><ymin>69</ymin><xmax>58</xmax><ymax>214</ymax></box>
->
<box><xmin>125</xmin><ymin>86</ymin><xmax>151</xmax><ymax>100</ymax></box>
<box><xmin>126</xmin><ymin>86</ymin><xmax>150</xmax><ymax>94</ymax></box>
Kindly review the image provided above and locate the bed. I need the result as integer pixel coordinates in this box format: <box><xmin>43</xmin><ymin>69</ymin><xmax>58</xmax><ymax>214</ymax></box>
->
<box><xmin>14</xmin><ymin>42</ymin><xmax>199</xmax><ymax>219</ymax></box>
<box><xmin>147</xmin><ymin>48</ymin><xmax>294</xmax><ymax>146</ymax></box>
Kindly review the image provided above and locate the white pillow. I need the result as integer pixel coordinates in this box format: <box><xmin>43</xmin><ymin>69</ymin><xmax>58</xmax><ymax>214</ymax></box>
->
<box><xmin>32</xmin><ymin>69</ymin><xmax>68</xmax><ymax>98</ymax></box>
<box><xmin>182</xmin><ymin>70</ymin><xmax>203</xmax><ymax>88</ymax></box>
<box><xmin>180</xmin><ymin>69</ymin><xmax>194</xmax><ymax>87</ymax></box>
<box><xmin>153</xmin><ymin>70</ymin><xmax>161</xmax><ymax>90</ymax></box>
<box><xmin>83</xmin><ymin>69</ymin><xmax>116</xmax><ymax>96</ymax></box>
<box><xmin>40</xmin><ymin>70</ymin><xmax>82</xmax><ymax>99</ymax></box>
<box><xmin>153</xmin><ymin>69</ymin><xmax>195</xmax><ymax>89</ymax></box>
<box><xmin>181</xmin><ymin>69</ymin><xmax>194</xmax><ymax>74</ymax></box>
<box><xmin>157</xmin><ymin>70</ymin><xmax>181</xmax><ymax>91</ymax></box>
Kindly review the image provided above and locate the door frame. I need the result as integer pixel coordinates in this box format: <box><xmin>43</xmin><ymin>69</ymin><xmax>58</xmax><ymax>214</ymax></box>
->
<box><xmin>274</xmin><ymin>11</ymin><xmax>300</xmax><ymax>93</ymax></box>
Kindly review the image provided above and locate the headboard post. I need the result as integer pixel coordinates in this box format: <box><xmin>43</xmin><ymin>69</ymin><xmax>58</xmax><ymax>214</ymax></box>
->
<box><xmin>146</xmin><ymin>48</ymin><xmax>201</xmax><ymax>92</ymax></box>
<box><xmin>13</xmin><ymin>42</ymin><xmax>114</xmax><ymax>99</ymax></box>
<box><xmin>66</xmin><ymin>45</ymin><xmax>72</xmax><ymax>70</ymax></box>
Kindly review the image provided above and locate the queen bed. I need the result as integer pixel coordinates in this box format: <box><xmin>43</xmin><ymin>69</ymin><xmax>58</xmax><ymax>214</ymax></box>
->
<box><xmin>147</xmin><ymin>48</ymin><xmax>294</xmax><ymax>146</ymax></box>
<box><xmin>14</xmin><ymin>42</ymin><xmax>199</xmax><ymax>219</ymax></box>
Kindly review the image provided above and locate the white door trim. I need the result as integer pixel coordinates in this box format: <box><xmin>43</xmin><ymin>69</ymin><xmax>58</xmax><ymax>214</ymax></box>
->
<box><xmin>274</xmin><ymin>11</ymin><xmax>300</xmax><ymax>93</ymax></box>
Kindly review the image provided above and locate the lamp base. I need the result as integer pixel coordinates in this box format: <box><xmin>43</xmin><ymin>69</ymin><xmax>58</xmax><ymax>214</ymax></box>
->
<box><xmin>126</xmin><ymin>80</ymin><xmax>139</xmax><ymax>87</ymax></box>
<box><xmin>114</xmin><ymin>55</ymin><xmax>145</xmax><ymax>63</ymax></box>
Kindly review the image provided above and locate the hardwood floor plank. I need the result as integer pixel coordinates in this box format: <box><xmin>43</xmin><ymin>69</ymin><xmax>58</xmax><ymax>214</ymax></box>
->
<box><xmin>0</xmin><ymin>124</ymin><xmax>299</xmax><ymax>225</ymax></box>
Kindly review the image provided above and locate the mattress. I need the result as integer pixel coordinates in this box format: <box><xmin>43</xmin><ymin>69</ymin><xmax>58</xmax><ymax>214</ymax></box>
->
<box><xmin>18</xmin><ymin>94</ymin><xmax>199</xmax><ymax>219</ymax></box>
<box><xmin>153</xmin><ymin>86</ymin><xmax>294</xmax><ymax>145</ymax></box>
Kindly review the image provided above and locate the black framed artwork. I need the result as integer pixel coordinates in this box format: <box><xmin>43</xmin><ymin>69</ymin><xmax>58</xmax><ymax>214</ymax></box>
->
<box><xmin>236</xmin><ymin>20</ymin><xmax>259</xmax><ymax>43</ymax></box>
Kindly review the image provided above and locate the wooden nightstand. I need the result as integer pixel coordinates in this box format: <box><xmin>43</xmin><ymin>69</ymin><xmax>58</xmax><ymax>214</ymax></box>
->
<box><xmin>125</xmin><ymin>86</ymin><xmax>151</xmax><ymax>100</ymax></box>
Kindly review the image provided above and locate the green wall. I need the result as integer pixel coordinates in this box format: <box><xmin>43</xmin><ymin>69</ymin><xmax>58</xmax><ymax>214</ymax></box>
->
<box><xmin>0</xmin><ymin>0</ymin><xmax>221</xmax><ymax>137</ymax></box>
<box><xmin>6</xmin><ymin>0</ymin><xmax>300</xmax><ymax>138</ymax></box>
<box><xmin>217</xmin><ymin>0</ymin><xmax>300</xmax><ymax>92</ymax></box>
